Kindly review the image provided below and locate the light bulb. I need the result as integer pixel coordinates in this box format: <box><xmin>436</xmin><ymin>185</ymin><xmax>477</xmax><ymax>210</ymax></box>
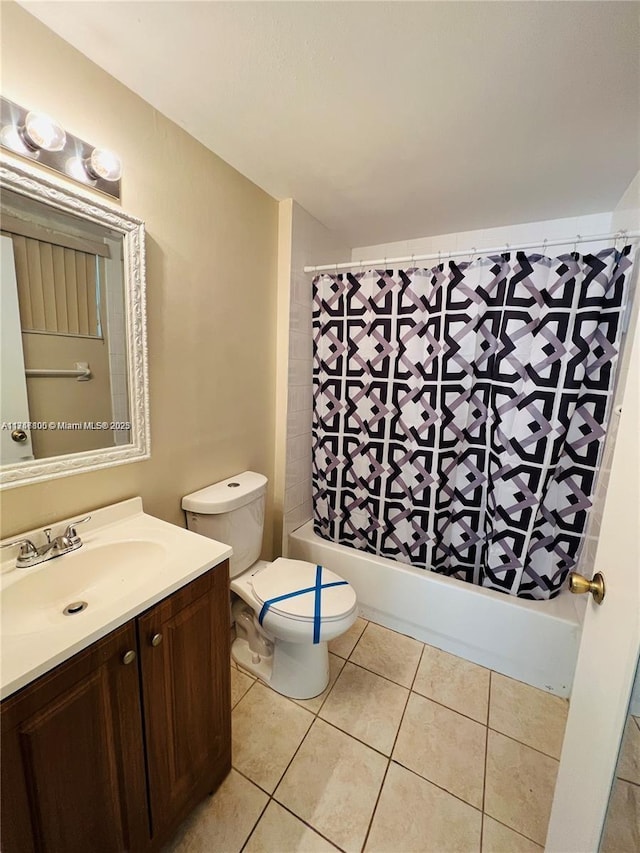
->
<box><xmin>85</xmin><ymin>148</ymin><xmax>122</xmax><ymax>181</ymax></box>
<box><xmin>22</xmin><ymin>111</ymin><xmax>66</xmax><ymax>151</ymax></box>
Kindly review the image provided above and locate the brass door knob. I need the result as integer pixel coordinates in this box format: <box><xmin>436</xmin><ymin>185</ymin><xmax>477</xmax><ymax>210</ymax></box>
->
<box><xmin>568</xmin><ymin>571</ymin><xmax>606</xmax><ymax>605</ymax></box>
<box><xmin>122</xmin><ymin>650</ymin><xmax>137</xmax><ymax>665</ymax></box>
<box><xmin>151</xmin><ymin>633</ymin><xmax>163</xmax><ymax>647</ymax></box>
<box><xmin>11</xmin><ymin>429</ymin><xmax>28</xmax><ymax>443</ymax></box>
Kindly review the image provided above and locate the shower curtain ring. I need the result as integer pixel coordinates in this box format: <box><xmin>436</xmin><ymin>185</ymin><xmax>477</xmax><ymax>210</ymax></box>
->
<box><xmin>469</xmin><ymin>247</ymin><xmax>477</xmax><ymax>264</ymax></box>
<box><xmin>542</xmin><ymin>238</ymin><xmax>548</xmax><ymax>256</ymax></box>
<box><xmin>573</xmin><ymin>235</ymin><xmax>581</xmax><ymax>255</ymax></box>
<box><xmin>410</xmin><ymin>254</ymin><xmax>415</xmax><ymax>270</ymax></box>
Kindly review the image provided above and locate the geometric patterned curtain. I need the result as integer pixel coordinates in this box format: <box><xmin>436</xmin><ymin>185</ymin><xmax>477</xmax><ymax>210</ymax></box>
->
<box><xmin>312</xmin><ymin>247</ymin><xmax>633</xmax><ymax>599</ymax></box>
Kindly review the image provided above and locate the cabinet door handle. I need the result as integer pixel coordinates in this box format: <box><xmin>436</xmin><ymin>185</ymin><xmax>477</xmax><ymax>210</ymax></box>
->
<box><xmin>122</xmin><ymin>650</ymin><xmax>136</xmax><ymax>665</ymax></box>
<box><xmin>151</xmin><ymin>633</ymin><xmax>163</xmax><ymax>647</ymax></box>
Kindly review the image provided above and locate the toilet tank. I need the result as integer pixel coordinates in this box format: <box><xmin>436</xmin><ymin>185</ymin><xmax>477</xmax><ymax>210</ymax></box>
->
<box><xmin>182</xmin><ymin>472</ymin><xmax>267</xmax><ymax>579</ymax></box>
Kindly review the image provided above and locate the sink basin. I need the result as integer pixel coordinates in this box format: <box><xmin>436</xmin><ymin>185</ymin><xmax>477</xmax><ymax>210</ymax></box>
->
<box><xmin>1</xmin><ymin>540</ymin><xmax>167</xmax><ymax>636</ymax></box>
<box><xmin>0</xmin><ymin>497</ymin><xmax>234</xmax><ymax>700</ymax></box>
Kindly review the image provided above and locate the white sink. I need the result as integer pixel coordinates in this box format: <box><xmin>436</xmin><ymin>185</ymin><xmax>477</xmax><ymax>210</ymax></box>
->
<box><xmin>1</xmin><ymin>540</ymin><xmax>167</xmax><ymax>636</ymax></box>
<box><xmin>0</xmin><ymin>497</ymin><xmax>233</xmax><ymax>699</ymax></box>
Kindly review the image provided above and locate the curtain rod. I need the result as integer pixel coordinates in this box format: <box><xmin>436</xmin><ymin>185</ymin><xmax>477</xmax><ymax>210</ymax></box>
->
<box><xmin>303</xmin><ymin>230</ymin><xmax>640</xmax><ymax>274</ymax></box>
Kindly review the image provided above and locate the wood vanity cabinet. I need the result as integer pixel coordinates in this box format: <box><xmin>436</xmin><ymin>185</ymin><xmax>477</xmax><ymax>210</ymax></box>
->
<box><xmin>0</xmin><ymin>560</ymin><xmax>231</xmax><ymax>853</ymax></box>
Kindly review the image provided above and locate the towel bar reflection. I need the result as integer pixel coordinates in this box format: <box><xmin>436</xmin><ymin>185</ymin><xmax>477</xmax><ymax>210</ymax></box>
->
<box><xmin>25</xmin><ymin>362</ymin><xmax>92</xmax><ymax>381</ymax></box>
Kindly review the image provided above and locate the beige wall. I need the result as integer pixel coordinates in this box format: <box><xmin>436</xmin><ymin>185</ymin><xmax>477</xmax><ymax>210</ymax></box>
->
<box><xmin>0</xmin><ymin>3</ymin><xmax>279</xmax><ymax>557</ymax></box>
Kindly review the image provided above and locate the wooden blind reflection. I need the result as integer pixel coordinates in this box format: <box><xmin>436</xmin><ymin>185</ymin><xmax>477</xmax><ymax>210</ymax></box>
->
<box><xmin>6</xmin><ymin>235</ymin><xmax>102</xmax><ymax>337</ymax></box>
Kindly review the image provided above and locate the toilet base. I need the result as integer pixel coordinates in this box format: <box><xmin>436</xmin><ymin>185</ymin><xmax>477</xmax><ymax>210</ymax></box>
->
<box><xmin>232</xmin><ymin>635</ymin><xmax>330</xmax><ymax>699</ymax></box>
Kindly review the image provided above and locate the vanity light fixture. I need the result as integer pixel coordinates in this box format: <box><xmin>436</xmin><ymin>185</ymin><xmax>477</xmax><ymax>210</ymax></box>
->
<box><xmin>0</xmin><ymin>97</ymin><xmax>122</xmax><ymax>201</ymax></box>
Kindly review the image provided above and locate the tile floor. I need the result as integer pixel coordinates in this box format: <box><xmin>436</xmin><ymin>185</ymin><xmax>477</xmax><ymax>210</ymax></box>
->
<box><xmin>165</xmin><ymin>616</ymin><xmax>577</xmax><ymax>852</ymax></box>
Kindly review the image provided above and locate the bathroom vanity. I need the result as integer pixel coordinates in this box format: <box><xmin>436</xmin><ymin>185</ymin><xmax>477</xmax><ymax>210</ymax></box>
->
<box><xmin>0</xmin><ymin>500</ymin><xmax>233</xmax><ymax>852</ymax></box>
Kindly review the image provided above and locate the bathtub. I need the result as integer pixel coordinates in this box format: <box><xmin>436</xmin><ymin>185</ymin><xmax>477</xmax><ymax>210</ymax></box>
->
<box><xmin>288</xmin><ymin>521</ymin><xmax>584</xmax><ymax>698</ymax></box>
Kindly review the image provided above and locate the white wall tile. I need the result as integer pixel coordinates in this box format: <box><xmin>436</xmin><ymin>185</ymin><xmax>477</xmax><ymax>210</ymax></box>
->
<box><xmin>288</xmin><ymin>358</ymin><xmax>313</xmax><ymax>387</ymax></box>
<box><xmin>289</xmin><ymin>330</ymin><xmax>312</xmax><ymax>361</ymax></box>
<box><xmin>285</xmin><ymin>479</ymin><xmax>312</xmax><ymax>513</ymax></box>
<box><xmin>292</xmin><ymin>273</ymin><xmax>313</xmax><ymax>308</ymax></box>
<box><xmin>290</xmin><ymin>301</ymin><xmax>312</xmax><ymax>336</ymax></box>
<box><xmin>287</xmin><ymin>408</ymin><xmax>312</xmax><ymax>438</ymax></box>
<box><xmin>405</xmin><ymin>236</ymin><xmax>434</xmax><ymax>256</ymax></box>
<box><xmin>353</xmin><ymin>211</ymin><xmax>617</xmax><ymax>266</ymax></box>
<box><xmin>287</xmin><ymin>432</ymin><xmax>312</xmax><ymax>465</ymax></box>
<box><xmin>286</xmin><ymin>455</ymin><xmax>312</xmax><ymax>491</ymax></box>
<box><xmin>288</xmin><ymin>384</ymin><xmax>313</xmax><ymax>414</ymax></box>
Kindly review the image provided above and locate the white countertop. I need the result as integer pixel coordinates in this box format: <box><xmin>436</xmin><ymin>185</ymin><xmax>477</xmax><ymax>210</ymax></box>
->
<box><xmin>0</xmin><ymin>497</ymin><xmax>232</xmax><ymax>700</ymax></box>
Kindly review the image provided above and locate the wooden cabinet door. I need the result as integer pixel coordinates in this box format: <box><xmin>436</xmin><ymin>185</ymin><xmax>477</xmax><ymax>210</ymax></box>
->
<box><xmin>137</xmin><ymin>562</ymin><xmax>231</xmax><ymax>847</ymax></box>
<box><xmin>1</xmin><ymin>621</ymin><xmax>149</xmax><ymax>853</ymax></box>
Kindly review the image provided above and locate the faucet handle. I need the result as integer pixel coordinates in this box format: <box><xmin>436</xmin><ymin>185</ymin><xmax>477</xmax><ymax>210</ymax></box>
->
<box><xmin>1</xmin><ymin>537</ymin><xmax>38</xmax><ymax>558</ymax></box>
<box><xmin>64</xmin><ymin>515</ymin><xmax>92</xmax><ymax>544</ymax></box>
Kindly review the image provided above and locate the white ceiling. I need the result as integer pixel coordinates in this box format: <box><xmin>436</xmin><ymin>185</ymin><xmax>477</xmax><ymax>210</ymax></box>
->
<box><xmin>19</xmin><ymin>1</ymin><xmax>640</xmax><ymax>246</ymax></box>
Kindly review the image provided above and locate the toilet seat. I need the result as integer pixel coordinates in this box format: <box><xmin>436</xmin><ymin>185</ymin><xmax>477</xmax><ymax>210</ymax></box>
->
<box><xmin>251</xmin><ymin>558</ymin><xmax>356</xmax><ymax>624</ymax></box>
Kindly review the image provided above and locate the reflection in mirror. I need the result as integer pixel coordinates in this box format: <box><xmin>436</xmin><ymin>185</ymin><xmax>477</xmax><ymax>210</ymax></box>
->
<box><xmin>0</xmin><ymin>157</ymin><xmax>149</xmax><ymax>489</ymax></box>
<box><xmin>1</xmin><ymin>189</ymin><xmax>130</xmax><ymax>462</ymax></box>
<box><xmin>600</xmin><ymin>654</ymin><xmax>640</xmax><ymax>851</ymax></box>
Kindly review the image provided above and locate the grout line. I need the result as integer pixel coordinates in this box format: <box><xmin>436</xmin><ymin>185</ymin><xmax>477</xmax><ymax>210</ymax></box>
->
<box><xmin>336</xmin><ymin>657</ymin><xmax>414</xmax><ymax>692</ymax></box>
<box><xmin>275</xmin><ymin>799</ymin><xmax>349</xmax><ymax>852</ymax></box>
<box><xmin>615</xmin><ymin>775</ymin><xmax>640</xmax><ymax>789</ymax></box>
<box><xmin>268</xmin><ymin>713</ymin><xmax>319</xmax><ymax>798</ymax></box>
<box><xmin>389</xmin><ymin>758</ymin><xmax>484</xmax><ymax>814</ymax></box>
<box><xmin>486</xmin><ymin>668</ymin><xmax>491</xmax><ymax>727</ymax></box>
<box><xmin>238</xmin><ymin>793</ymin><xmax>270</xmax><ymax>853</ymax></box>
<box><xmin>487</xmin><ymin>726</ymin><xmax>562</xmax><ymax>763</ymax></box>
<box><xmin>232</xmin><ymin>766</ymin><xmax>274</xmax><ymax>798</ymax></box>
<box><xmin>387</xmin><ymin>648</ymin><xmax>417</xmax><ymax>758</ymax></box>
<box><xmin>482</xmin><ymin>813</ymin><xmax>546</xmax><ymax>849</ymax></box>
<box><xmin>480</xmin><ymin>724</ymin><xmax>489</xmax><ymax>849</ymax></box>
<box><xmin>231</xmin><ymin>676</ymin><xmax>259</xmax><ymax>710</ymax></box>
<box><xmin>410</xmin><ymin>682</ymin><xmax>488</xmax><ymax>727</ymax></box>
<box><xmin>408</xmin><ymin>642</ymin><xmax>424</xmax><ymax>693</ymax></box>
<box><xmin>340</xmin><ymin>620</ymin><xmax>368</xmax><ymax>661</ymax></box>
<box><xmin>316</xmin><ymin>716</ymin><xmax>396</xmax><ymax>761</ymax></box>
<box><xmin>360</xmin><ymin>756</ymin><xmax>391</xmax><ymax>853</ymax></box>
<box><xmin>482</xmin><ymin>672</ymin><xmax>491</xmax><ymax>811</ymax></box>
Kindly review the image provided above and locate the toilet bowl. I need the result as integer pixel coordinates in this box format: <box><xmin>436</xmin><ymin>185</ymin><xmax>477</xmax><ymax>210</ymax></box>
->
<box><xmin>182</xmin><ymin>472</ymin><xmax>358</xmax><ymax>699</ymax></box>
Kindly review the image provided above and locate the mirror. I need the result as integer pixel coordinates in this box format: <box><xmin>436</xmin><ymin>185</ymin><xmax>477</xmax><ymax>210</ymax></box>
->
<box><xmin>0</xmin><ymin>156</ymin><xmax>149</xmax><ymax>488</ymax></box>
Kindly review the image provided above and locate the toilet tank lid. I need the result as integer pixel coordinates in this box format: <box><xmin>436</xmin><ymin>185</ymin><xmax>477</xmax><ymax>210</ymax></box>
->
<box><xmin>182</xmin><ymin>471</ymin><xmax>267</xmax><ymax>514</ymax></box>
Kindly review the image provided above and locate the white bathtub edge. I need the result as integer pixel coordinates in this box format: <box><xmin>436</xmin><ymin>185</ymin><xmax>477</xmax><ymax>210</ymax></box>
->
<box><xmin>289</xmin><ymin>521</ymin><xmax>582</xmax><ymax>698</ymax></box>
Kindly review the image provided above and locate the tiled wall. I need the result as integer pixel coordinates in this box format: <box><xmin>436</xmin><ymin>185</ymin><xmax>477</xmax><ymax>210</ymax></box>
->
<box><xmin>351</xmin><ymin>211</ymin><xmax>614</xmax><ymax>262</ymax></box>
<box><xmin>280</xmin><ymin>202</ymin><xmax>349</xmax><ymax>551</ymax></box>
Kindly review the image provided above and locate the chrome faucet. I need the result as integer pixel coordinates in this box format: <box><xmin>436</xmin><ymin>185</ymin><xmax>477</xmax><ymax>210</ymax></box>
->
<box><xmin>1</xmin><ymin>516</ymin><xmax>91</xmax><ymax>568</ymax></box>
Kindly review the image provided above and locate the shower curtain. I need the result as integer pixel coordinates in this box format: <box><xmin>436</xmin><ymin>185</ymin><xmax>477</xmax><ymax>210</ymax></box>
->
<box><xmin>312</xmin><ymin>247</ymin><xmax>633</xmax><ymax>599</ymax></box>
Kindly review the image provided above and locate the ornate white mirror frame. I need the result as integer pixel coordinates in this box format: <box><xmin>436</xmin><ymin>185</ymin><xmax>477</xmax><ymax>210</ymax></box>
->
<box><xmin>0</xmin><ymin>155</ymin><xmax>150</xmax><ymax>489</ymax></box>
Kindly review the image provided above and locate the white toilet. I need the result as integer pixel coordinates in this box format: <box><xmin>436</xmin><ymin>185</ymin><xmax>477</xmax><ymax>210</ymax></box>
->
<box><xmin>182</xmin><ymin>471</ymin><xmax>358</xmax><ymax>699</ymax></box>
